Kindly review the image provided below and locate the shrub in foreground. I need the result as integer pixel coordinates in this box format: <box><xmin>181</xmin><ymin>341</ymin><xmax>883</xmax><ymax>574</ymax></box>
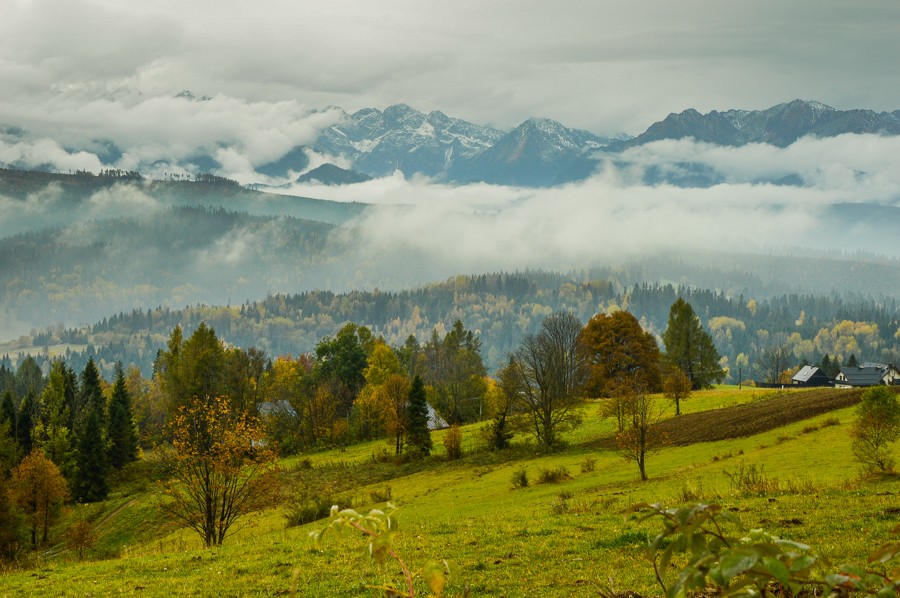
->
<box><xmin>622</xmin><ymin>502</ymin><xmax>900</xmax><ymax>598</ymax></box>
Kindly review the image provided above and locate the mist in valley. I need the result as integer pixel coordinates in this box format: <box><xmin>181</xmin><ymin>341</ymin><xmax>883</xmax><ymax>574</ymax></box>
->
<box><xmin>3</xmin><ymin>129</ymin><xmax>900</xmax><ymax>341</ymax></box>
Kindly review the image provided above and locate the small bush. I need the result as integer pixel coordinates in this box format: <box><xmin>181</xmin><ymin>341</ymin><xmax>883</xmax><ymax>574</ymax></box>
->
<box><xmin>511</xmin><ymin>467</ymin><xmax>529</xmax><ymax>489</ymax></box>
<box><xmin>580</xmin><ymin>456</ymin><xmax>597</xmax><ymax>473</ymax></box>
<box><xmin>822</xmin><ymin>416</ymin><xmax>841</xmax><ymax>427</ymax></box>
<box><xmin>786</xmin><ymin>478</ymin><xmax>816</xmax><ymax>494</ymax></box>
<box><xmin>680</xmin><ymin>479</ymin><xmax>704</xmax><ymax>502</ymax></box>
<box><xmin>724</xmin><ymin>462</ymin><xmax>780</xmax><ymax>496</ymax></box>
<box><xmin>711</xmin><ymin>450</ymin><xmax>736</xmax><ymax>462</ymax></box>
<box><xmin>549</xmin><ymin>497</ymin><xmax>570</xmax><ymax>515</ymax></box>
<box><xmin>594</xmin><ymin>530</ymin><xmax>654</xmax><ymax>549</ymax></box>
<box><xmin>443</xmin><ymin>425</ymin><xmax>463</xmax><ymax>461</ymax></box>
<box><xmin>557</xmin><ymin>490</ymin><xmax>574</xmax><ymax>501</ymax></box>
<box><xmin>369</xmin><ymin>485</ymin><xmax>392</xmax><ymax>503</ymax></box>
<box><xmin>401</xmin><ymin>445</ymin><xmax>428</xmax><ymax>463</ymax></box>
<box><xmin>800</xmin><ymin>424</ymin><xmax>819</xmax><ymax>435</ymax></box>
<box><xmin>537</xmin><ymin>466</ymin><xmax>571</xmax><ymax>484</ymax></box>
<box><xmin>371</xmin><ymin>448</ymin><xmax>393</xmax><ymax>463</ymax></box>
<box><xmin>65</xmin><ymin>519</ymin><xmax>97</xmax><ymax>560</ymax></box>
<box><xmin>285</xmin><ymin>476</ymin><xmax>336</xmax><ymax>528</ymax></box>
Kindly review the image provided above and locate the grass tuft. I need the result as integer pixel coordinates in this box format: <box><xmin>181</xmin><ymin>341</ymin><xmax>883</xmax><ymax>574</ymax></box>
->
<box><xmin>510</xmin><ymin>467</ymin><xmax>529</xmax><ymax>489</ymax></box>
<box><xmin>537</xmin><ymin>466</ymin><xmax>571</xmax><ymax>484</ymax></box>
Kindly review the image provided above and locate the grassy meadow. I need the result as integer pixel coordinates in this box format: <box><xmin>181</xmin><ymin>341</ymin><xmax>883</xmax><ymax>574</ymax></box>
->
<box><xmin>2</xmin><ymin>385</ymin><xmax>899</xmax><ymax>597</ymax></box>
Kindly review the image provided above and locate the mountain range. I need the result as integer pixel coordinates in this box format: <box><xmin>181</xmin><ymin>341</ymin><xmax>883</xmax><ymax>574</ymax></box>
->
<box><xmin>200</xmin><ymin>99</ymin><xmax>900</xmax><ymax>188</ymax></box>
<box><xmin>3</xmin><ymin>99</ymin><xmax>900</xmax><ymax>188</ymax></box>
<box><xmin>614</xmin><ymin>99</ymin><xmax>900</xmax><ymax>149</ymax></box>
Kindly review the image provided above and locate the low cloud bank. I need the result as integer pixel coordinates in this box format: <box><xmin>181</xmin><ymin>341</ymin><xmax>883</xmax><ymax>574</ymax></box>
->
<box><xmin>2</xmin><ymin>133</ymin><xmax>899</xmax><ymax>304</ymax></box>
<box><xmin>274</xmin><ymin>134</ymin><xmax>900</xmax><ymax>273</ymax></box>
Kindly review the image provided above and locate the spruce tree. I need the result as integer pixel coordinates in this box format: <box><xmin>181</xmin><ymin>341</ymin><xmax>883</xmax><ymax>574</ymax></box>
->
<box><xmin>821</xmin><ymin>354</ymin><xmax>834</xmax><ymax>378</ymax></box>
<box><xmin>79</xmin><ymin>358</ymin><xmax>105</xmax><ymax>432</ymax></box>
<box><xmin>405</xmin><ymin>375</ymin><xmax>432</xmax><ymax>457</ymax></box>
<box><xmin>662</xmin><ymin>299</ymin><xmax>725</xmax><ymax>390</ymax></box>
<box><xmin>107</xmin><ymin>363</ymin><xmax>138</xmax><ymax>469</ymax></box>
<box><xmin>0</xmin><ymin>390</ymin><xmax>15</xmax><ymax>440</ymax></box>
<box><xmin>16</xmin><ymin>392</ymin><xmax>35</xmax><ymax>455</ymax></box>
<box><xmin>74</xmin><ymin>408</ymin><xmax>108</xmax><ymax>502</ymax></box>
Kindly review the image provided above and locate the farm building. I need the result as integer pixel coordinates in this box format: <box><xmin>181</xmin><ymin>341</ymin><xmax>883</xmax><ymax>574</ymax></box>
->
<box><xmin>834</xmin><ymin>363</ymin><xmax>900</xmax><ymax>388</ymax></box>
<box><xmin>427</xmin><ymin>403</ymin><xmax>449</xmax><ymax>431</ymax></box>
<box><xmin>791</xmin><ymin>365</ymin><xmax>832</xmax><ymax>387</ymax></box>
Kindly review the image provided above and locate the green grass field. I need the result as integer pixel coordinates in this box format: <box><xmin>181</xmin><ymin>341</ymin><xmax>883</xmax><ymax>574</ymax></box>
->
<box><xmin>2</xmin><ymin>386</ymin><xmax>899</xmax><ymax>597</ymax></box>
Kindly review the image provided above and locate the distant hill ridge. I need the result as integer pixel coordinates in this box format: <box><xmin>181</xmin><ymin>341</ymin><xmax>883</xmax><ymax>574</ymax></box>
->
<box><xmin>295</xmin><ymin>163</ymin><xmax>372</xmax><ymax>185</ymax></box>
<box><xmin>613</xmin><ymin>99</ymin><xmax>900</xmax><ymax>149</ymax></box>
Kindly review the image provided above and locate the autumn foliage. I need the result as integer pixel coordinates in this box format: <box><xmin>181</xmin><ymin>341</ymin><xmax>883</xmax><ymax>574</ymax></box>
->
<box><xmin>161</xmin><ymin>396</ymin><xmax>281</xmax><ymax>547</ymax></box>
<box><xmin>9</xmin><ymin>449</ymin><xmax>69</xmax><ymax>548</ymax></box>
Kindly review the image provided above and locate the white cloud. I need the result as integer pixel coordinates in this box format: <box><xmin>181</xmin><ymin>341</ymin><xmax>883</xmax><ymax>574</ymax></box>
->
<box><xmin>261</xmin><ymin>134</ymin><xmax>900</xmax><ymax>277</ymax></box>
<box><xmin>1</xmin><ymin>0</ymin><xmax>897</xmax><ymax>136</ymax></box>
<box><xmin>85</xmin><ymin>184</ymin><xmax>162</xmax><ymax>217</ymax></box>
<box><xmin>0</xmin><ymin>137</ymin><xmax>103</xmax><ymax>173</ymax></box>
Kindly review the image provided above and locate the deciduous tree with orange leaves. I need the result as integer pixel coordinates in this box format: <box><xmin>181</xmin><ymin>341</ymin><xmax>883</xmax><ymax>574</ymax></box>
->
<box><xmin>161</xmin><ymin>396</ymin><xmax>280</xmax><ymax>547</ymax></box>
<box><xmin>10</xmin><ymin>449</ymin><xmax>69</xmax><ymax>548</ymax></box>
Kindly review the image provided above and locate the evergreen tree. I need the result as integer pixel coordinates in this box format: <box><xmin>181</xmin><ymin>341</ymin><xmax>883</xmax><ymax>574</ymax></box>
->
<box><xmin>74</xmin><ymin>408</ymin><xmax>108</xmax><ymax>502</ymax></box>
<box><xmin>846</xmin><ymin>354</ymin><xmax>859</xmax><ymax>368</ymax></box>
<box><xmin>405</xmin><ymin>375</ymin><xmax>432</xmax><ymax>457</ymax></box>
<box><xmin>62</xmin><ymin>364</ymin><xmax>78</xmax><ymax>436</ymax></box>
<box><xmin>79</xmin><ymin>358</ymin><xmax>105</xmax><ymax>431</ymax></box>
<box><xmin>662</xmin><ymin>299</ymin><xmax>725</xmax><ymax>390</ymax></box>
<box><xmin>15</xmin><ymin>356</ymin><xmax>44</xmax><ymax>400</ymax></box>
<box><xmin>0</xmin><ymin>390</ymin><xmax>15</xmax><ymax>440</ymax></box>
<box><xmin>820</xmin><ymin>354</ymin><xmax>835</xmax><ymax>378</ymax></box>
<box><xmin>0</xmin><ymin>420</ymin><xmax>20</xmax><ymax>477</ymax></box>
<box><xmin>17</xmin><ymin>392</ymin><xmax>36</xmax><ymax>455</ymax></box>
<box><xmin>158</xmin><ymin>323</ymin><xmax>226</xmax><ymax>413</ymax></box>
<box><xmin>36</xmin><ymin>362</ymin><xmax>77</xmax><ymax>480</ymax></box>
<box><xmin>107</xmin><ymin>363</ymin><xmax>138</xmax><ymax>469</ymax></box>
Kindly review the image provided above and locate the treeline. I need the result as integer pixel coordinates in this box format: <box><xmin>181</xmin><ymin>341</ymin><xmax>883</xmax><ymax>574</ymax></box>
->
<box><xmin>22</xmin><ymin>273</ymin><xmax>900</xmax><ymax>385</ymax></box>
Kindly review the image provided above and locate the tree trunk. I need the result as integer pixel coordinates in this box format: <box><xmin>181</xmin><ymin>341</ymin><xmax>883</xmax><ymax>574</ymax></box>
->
<box><xmin>638</xmin><ymin>451</ymin><xmax>647</xmax><ymax>481</ymax></box>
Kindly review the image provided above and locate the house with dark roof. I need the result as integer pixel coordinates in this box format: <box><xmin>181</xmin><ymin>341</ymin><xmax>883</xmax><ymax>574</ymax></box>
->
<box><xmin>791</xmin><ymin>365</ymin><xmax>832</xmax><ymax>387</ymax></box>
<box><xmin>834</xmin><ymin>363</ymin><xmax>900</xmax><ymax>388</ymax></box>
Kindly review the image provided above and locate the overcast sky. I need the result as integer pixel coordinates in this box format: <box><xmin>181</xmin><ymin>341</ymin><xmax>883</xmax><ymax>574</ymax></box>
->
<box><xmin>2</xmin><ymin>0</ymin><xmax>898</xmax><ymax>138</ymax></box>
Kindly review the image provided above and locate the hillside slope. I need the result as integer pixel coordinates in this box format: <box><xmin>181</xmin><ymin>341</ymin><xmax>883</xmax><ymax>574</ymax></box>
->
<box><xmin>2</xmin><ymin>387</ymin><xmax>895</xmax><ymax>597</ymax></box>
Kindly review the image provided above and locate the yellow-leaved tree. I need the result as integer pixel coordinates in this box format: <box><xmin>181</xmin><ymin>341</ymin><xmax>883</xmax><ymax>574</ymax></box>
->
<box><xmin>10</xmin><ymin>449</ymin><xmax>69</xmax><ymax>548</ymax></box>
<box><xmin>161</xmin><ymin>396</ymin><xmax>281</xmax><ymax>547</ymax></box>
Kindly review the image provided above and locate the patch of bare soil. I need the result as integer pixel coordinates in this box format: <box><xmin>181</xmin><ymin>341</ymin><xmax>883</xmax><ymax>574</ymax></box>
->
<box><xmin>659</xmin><ymin>388</ymin><xmax>863</xmax><ymax>446</ymax></box>
<box><xmin>590</xmin><ymin>388</ymin><xmax>864</xmax><ymax>449</ymax></box>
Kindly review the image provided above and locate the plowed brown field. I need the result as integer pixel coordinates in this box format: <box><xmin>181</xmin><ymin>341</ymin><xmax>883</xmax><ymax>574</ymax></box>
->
<box><xmin>659</xmin><ymin>387</ymin><xmax>863</xmax><ymax>445</ymax></box>
<box><xmin>592</xmin><ymin>388</ymin><xmax>868</xmax><ymax>449</ymax></box>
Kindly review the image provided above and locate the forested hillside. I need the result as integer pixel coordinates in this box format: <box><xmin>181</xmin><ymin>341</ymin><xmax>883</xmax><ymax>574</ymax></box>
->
<box><xmin>7</xmin><ymin>272</ymin><xmax>899</xmax><ymax>386</ymax></box>
<box><xmin>0</xmin><ymin>168</ymin><xmax>372</xmax><ymax>336</ymax></box>
<box><xmin>1</xmin><ymin>206</ymin><xmax>335</xmax><ymax>326</ymax></box>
